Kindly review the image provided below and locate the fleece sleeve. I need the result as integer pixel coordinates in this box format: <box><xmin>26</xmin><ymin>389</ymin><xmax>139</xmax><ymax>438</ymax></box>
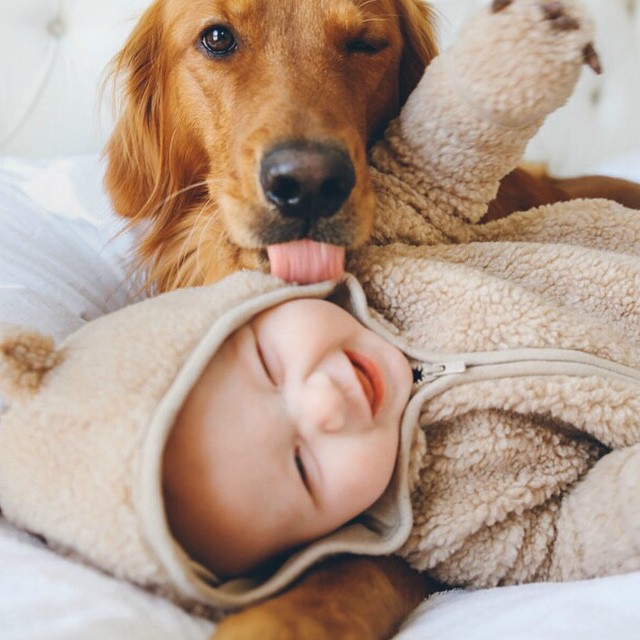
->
<box><xmin>369</xmin><ymin>0</ymin><xmax>596</xmax><ymax>241</ymax></box>
<box><xmin>551</xmin><ymin>443</ymin><xmax>640</xmax><ymax>581</ymax></box>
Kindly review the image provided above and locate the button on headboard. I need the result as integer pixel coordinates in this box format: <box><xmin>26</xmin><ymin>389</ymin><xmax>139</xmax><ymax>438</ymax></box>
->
<box><xmin>1</xmin><ymin>0</ymin><xmax>639</xmax><ymax>175</ymax></box>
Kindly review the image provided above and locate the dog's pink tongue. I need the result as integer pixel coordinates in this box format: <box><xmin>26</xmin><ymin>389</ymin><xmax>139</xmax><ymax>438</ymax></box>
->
<box><xmin>267</xmin><ymin>240</ymin><xmax>345</xmax><ymax>284</ymax></box>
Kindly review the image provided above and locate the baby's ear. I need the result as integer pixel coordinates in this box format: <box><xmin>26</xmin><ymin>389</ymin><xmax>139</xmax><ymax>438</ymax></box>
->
<box><xmin>0</xmin><ymin>326</ymin><xmax>60</xmax><ymax>397</ymax></box>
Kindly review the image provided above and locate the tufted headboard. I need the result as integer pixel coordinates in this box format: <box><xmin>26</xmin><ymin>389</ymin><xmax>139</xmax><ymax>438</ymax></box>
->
<box><xmin>0</xmin><ymin>0</ymin><xmax>150</xmax><ymax>158</ymax></box>
<box><xmin>1</xmin><ymin>0</ymin><xmax>639</xmax><ymax>176</ymax></box>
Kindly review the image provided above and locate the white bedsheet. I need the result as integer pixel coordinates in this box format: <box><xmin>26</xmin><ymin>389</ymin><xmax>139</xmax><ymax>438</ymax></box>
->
<box><xmin>0</xmin><ymin>521</ymin><xmax>213</xmax><ymax>640</ymax></box>
<box><xmin>1</xmin><ymin>155</ymin><xmax>640</xmax><ymax>639</ymax></box>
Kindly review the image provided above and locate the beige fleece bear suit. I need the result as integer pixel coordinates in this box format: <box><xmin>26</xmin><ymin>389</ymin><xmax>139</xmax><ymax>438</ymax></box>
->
<box><xmin>1</xmin><ymin>0</ymin><xmax>639</xmax><ymax>612</ymax></box>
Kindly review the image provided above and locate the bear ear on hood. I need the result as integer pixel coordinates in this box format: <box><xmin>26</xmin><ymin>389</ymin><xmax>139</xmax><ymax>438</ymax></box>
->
<box><xmin>0</xmin><ymin>326</ymin><xmax>60</xmax><ymax>397</ymax></box>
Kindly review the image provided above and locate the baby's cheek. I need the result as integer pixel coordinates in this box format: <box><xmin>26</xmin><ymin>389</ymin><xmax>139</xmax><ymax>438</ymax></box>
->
<box><xmin>353</xmin><ymin>440</ymin><xmax>396</xmax><ymax>508</ymax></box>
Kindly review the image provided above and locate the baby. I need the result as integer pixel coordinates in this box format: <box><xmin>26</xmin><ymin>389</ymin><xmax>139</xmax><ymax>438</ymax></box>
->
<box><xmin>3</xmin><ymin>221</ymin><xmax>640</xmax><ymax>612</ymax></box>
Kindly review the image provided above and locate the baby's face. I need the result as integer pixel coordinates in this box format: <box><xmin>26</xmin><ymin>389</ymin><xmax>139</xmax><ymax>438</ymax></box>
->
<box><xmin>163</xmin><ymin>298</ymin><xmax>412</xmax><ymax>578</ymax></box>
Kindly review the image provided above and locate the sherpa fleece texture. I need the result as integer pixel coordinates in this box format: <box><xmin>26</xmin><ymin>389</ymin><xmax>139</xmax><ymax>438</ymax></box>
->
<box><xmin>347</xmin><ymin>206</ymin><xmax>640</xmax><ymax>586</ymax></box>
<box><xmin>2</xmin><ymin>0</ymin><xmax>639</xmax><ymax>613</ymax></box>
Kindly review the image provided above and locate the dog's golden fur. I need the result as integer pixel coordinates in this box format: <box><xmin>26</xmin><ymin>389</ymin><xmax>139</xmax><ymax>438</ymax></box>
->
<box><xmin>215</xmin><ymin>555</ymin><xmax>439</xmax><ymax>640</ymax></box>
<box><xmin>104</xmin><ymin>1</ymin><xmax>640</xmax><ymax>637</ymax></box>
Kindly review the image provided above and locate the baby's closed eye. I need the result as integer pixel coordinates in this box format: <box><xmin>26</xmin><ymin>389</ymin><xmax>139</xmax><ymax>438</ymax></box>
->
<box><xmin>294</xmin><ymin>447</ymin><xmax>311</xmax><ymax>494</ymax></box>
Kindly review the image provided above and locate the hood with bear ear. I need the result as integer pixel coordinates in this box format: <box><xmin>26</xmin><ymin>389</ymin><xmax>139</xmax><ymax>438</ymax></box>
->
<box><xmin>0</xmin><ymin>271</ymin><xmax>414</xmax><ymax>611</ymax></box>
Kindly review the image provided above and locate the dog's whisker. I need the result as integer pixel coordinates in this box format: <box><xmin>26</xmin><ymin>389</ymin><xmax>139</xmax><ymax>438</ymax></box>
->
<box><xmin>173</xmin><ymin>198</ymin><xmax>216</xmax><ymax>285</ymax></box>
<box><xmin>192</xmin><ymin>199</ymin><xmax>216</xmax><ymax>256</ymax></box>
<box><xmin>196</xmin><ymin>202</ymin><xmax>224</xmax><ymax>281</ymax></box>
<box><xmin>155</xmin><ymin>180</ymin><xmax>209</xmax><ymax>211</ymax></box>
<box><xmin>174</xmin><ymin>219</ymin><xmax>204</xmax><ymax>274</ymax></box>
<box><xmin>360</xmin><ymin>15</ymin><xmax>395</xmax><ymax>25</ymax></box>
<box><xmin>358</xmin><ymin>0</ymin><xmax>378</xmax><ymax>12</ymax></box>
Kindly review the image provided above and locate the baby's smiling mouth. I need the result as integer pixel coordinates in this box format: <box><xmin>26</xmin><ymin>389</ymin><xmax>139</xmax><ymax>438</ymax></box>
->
<box><xmin>344</xmin><ymin>350</ymin><xmax>384</xmax><ymax>417</ymax></box>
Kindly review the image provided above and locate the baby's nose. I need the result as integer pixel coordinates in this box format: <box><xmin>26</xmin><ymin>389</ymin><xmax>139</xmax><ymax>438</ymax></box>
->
<box><xmin>297</xmin><ymin>372</ymin><xmax>349</xmax><ymax>435</ymax></box>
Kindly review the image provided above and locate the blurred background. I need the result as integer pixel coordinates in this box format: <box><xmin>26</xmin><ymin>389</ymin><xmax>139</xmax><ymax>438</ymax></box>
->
<box><xmin>0</xmin><ymin>0</ymin><xmax>638</xmax><ymax>176</ymax></box>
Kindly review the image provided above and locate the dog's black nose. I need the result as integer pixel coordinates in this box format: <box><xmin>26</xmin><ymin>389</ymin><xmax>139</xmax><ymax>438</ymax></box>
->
<box><xmin>260</xmin><ymin>142</ymin><xmax>356</xmax><ymax>221</ymax></box>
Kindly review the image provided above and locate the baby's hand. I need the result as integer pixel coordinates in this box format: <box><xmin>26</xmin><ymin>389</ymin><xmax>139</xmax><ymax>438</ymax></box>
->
<box><xmin>449</xmin><ymin>0</ymin><xmax>601</xmax><ymax>129</ymax></box>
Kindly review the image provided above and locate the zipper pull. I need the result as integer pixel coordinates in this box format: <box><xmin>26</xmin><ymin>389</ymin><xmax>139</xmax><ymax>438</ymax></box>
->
<box><xmin>412</xmin><ymin>360</ymin><xmax>467</xmax><ymax>386</ymax></box>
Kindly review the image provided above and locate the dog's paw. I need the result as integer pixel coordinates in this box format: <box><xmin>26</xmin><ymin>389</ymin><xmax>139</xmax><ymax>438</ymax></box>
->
<box><xmin>449</xmin><ymin>0</ymin><xmax>599</xmax><ymax>128</ymax></box>
<box><xmin>491</xmin><ymin>0</ymin><xmax>600</xmax><ymax>72</ymax></box>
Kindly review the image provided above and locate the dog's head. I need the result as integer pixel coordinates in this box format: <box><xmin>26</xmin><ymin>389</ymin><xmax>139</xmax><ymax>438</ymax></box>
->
<box><xmin>104</xmin><ymin>0</ymin><xmax>437</xmax><ymax>290</ymax></box>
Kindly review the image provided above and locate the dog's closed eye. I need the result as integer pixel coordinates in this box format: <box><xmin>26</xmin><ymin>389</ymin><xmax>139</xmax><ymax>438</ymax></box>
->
<box><xmin>346</xmin><ymin>38</ymin><xmax>389</xmax><ymax>55</ymax></box>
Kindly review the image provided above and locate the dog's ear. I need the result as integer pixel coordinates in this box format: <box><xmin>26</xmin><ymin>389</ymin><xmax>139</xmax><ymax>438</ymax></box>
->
<box><xmin>0</xmin><ymin>328</ymin><xmax>60</xmax><ymax>398</ymax></box>
<box><xmin>103</xmin><ymin>1</ymin><xmax>169</xmax><ymax>222</ymax></box>
<box><xmin>395</xmin><ymin>0</ymin><xmax>439</xmax><ymax>105</ymax></box>
<box><xmin>102</xmin><ymin>2</ymin><xmax>209</xmax><ymax>292</ymax></box>
<box><xmin>103</xmin><ymin>4</ymin><xmax>207</xmax><ymax>218</ymax></box>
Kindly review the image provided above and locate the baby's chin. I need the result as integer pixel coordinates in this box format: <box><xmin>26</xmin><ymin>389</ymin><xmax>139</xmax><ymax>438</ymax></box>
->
<box><xmin>196</xmin><ymin>542</ymin><xmax>263</xmax><ymax>581</ymax></box>
<box><xmin>204</xmin><ymin>538</ymin><xmax>311</xmax><ymax>582</ymax></box>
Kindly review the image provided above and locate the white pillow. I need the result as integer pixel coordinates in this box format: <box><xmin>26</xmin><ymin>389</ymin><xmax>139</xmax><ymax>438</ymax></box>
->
<box><xmin>0</xmin><ymin>154</ymin><xmax>145</xmax><ymax>342</ymax></box>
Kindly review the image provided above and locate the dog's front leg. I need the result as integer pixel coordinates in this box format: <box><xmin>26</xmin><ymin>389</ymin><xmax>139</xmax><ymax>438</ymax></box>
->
<box><xmin>213</xmin><ymin>554</ymin><xmax>437</xmax><ymax>640</ymax></box>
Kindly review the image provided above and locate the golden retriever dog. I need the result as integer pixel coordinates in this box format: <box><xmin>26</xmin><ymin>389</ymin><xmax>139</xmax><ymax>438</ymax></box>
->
<box><xmin>104</xmin><ymin>0</ymin><xmax>639</xmax><ymax>293</ymax></box>
<box><xmin>105</xmin><ymin>0</ymin><xmax>439</xmax><ymax>291</ymax></box>
<box><xmin>104</xmin><ymin>1</ymin><xmax>640</xmax><ymax>637</ymax></box>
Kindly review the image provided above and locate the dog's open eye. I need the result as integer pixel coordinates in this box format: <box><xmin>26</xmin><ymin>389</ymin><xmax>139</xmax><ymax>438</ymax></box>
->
<box><xmin>346</xmin><ymin>39</ymin><xmax>388</xmax><ymax>55</ymax></box>
<box><xmin>199</xmin><ymin>25</ymin><xmax>238</xmax><ymax>57</ymax></box>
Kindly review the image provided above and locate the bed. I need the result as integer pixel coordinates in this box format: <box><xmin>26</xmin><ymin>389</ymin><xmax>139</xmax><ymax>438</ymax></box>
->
<box><xmin>1</xmin><ymin>1</ymin><xmax>640</xmax><ymax>638</ymax></box>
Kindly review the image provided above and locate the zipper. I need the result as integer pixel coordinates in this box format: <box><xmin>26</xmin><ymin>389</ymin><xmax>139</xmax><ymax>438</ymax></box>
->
<box><xmin>412</xmin><ymin>359</ymin><xmax>466</xmax><ymax>384</ymax></box>
<box><xmin>409</xmin><ymin>347</ymin><xmax>640</xmax><ymax>398</ymax></box>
